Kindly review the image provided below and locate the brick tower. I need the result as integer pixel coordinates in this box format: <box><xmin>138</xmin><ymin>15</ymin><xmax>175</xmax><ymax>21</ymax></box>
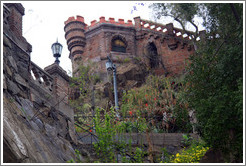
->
<box><xmin>64</xmin><ymin>16</ymin><xmax>86</xmax><ymax>76</ymax></box>
<box><xmin>64</xmin><ymin>15</ymin><xmax>206</xmax><ymax>79</ymax></box>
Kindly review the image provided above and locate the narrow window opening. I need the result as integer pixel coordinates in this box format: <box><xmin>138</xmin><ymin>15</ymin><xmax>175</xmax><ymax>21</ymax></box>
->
<box><xmin>147</xmin><ymin>42</ymin><xmax>159</xmax><ymax>69</ymax></box>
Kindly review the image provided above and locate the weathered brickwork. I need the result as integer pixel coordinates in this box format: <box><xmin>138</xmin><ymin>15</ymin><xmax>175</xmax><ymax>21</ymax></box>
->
<box><xmin>64</xmin><ymin>15</ymin><xmax>205</xmax><ymax>77</ymax></box>
<box><xmin>44</xmin><ymin>63</ymin><xmax>70</xmax><ymax>105</ymax></box>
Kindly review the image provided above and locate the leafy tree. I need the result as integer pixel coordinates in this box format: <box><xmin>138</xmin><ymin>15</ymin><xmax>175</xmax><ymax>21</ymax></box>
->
<box><xmin>69</xmin><ymin>64</ymin><xmax>101</xmax><ymax>126</ymax></box>
<box><xmin>150</xmin><ymin>3</ymin><xmax>243</xmax><ymax>162</ymax></box>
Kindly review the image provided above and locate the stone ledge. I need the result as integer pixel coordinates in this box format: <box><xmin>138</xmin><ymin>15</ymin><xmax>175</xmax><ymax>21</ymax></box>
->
<box><xmin>44</xmin><ymin>63</ymin><xmax>70</xmax><ymax>82</ymax></box>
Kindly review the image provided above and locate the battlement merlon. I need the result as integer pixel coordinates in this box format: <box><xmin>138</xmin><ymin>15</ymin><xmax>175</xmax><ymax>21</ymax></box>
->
<box><xmin>64</xmin><ymin>15</ymin><xmax>84</xmax><ymax>25</ymax></box>
<box><xmin>64</xmin><ymin>15</ymin><xmax>87</xmax><ymax>33</ymax></box>
<box><xmin>86</xmin><ymin>16</ymin><xmax>133</xmax><ymax>30</ymax></box>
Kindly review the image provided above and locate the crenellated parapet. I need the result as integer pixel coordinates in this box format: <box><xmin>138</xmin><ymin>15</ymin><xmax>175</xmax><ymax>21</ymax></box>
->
<box><xmin>86</xmin><ymin>16</ymin><xmax>133</xmax><ymax>30</ymax></box>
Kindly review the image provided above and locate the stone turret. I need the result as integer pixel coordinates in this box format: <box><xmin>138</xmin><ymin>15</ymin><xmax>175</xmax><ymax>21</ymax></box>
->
<box><xmin>64</xmin><ymin>15</ymin><xmax>86</xmax><ymax>74</ymax></box>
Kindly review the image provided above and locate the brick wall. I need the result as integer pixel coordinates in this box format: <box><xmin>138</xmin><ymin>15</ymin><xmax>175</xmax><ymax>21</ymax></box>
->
<box><xmin>64</xmin><ymin>16</ymin><xmax>199</xmax><ymax>77</ymax></box>
<box><xmin>5</xmin><ymin>3</ymin><xmax>24</xmax><ymax>38</ymax></box>
<box><xmin>136</xmin><ymin>31</ymin><xmax>193</xmax><ymax>76</ymax></box>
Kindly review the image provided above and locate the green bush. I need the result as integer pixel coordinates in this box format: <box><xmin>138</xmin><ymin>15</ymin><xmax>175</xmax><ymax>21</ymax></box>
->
<box><xmin>169</xmin><ymin>140</ymin><xmax>209</xmax><ymax>163</ymax></box>
<box><xmin>120</xmin><ymin>75</ymin><xmax>192</xmax><ymax>133</ymax></box>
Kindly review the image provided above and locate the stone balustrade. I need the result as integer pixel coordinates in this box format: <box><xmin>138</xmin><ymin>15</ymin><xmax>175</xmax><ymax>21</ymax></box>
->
<box><xmin>134</xmin><ymin>17</ymin><xmax>207</xmax><ymax>42</ymax></box>
<box><xmin>139</xmin><ymin>18</ymin><xmax>196</xmax><ymax>39</ymax></box>
<box><xmin>30</xmin><ymin>61</ymin><xmax>53</xmax><ymax>92</ymax></box>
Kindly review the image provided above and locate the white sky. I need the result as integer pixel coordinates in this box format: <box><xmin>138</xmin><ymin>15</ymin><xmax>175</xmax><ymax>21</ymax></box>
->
<box><xmin>12</xmin><ymin>1</ymin><xmax>204</xmax><ymax>75</ymax></box>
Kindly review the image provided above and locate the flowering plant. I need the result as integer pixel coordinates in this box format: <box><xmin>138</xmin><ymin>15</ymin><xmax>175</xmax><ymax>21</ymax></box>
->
<box><xmin>120</xmin><ymin>75</ymin><xmax>188</xmax><ymax>132</ymax></box>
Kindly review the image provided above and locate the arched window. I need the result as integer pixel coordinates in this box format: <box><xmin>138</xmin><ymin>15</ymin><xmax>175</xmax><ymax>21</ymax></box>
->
<box><xmin>147</xmin><ymin>42</ymin><xmax>159</xmax><ymax>69</ymax></box>
<box><xmin>111</xmin><ymin>36</ymin><xmax>126</xmax><ymax>53</ymax></box>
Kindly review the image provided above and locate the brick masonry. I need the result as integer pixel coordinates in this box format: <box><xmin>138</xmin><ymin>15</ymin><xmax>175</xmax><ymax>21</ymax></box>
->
<box><xmin>64</xmin><ymin>16</ymin><xmax>205</xmax><ymax>77</ymax></box>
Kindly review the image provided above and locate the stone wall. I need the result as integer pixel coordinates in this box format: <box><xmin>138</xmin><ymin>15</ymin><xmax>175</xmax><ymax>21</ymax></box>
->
<box><xmin>134</xmin><ymin>17</ymin><xmax>196</xmax><ymax>76</ymax></box>
<box><xmin>76</xmin><ymin>132</ymin><xmax>199</xmax><ymax>162</ymax></box>
<box><xmin>3</xmin><ymin>3</ymin><xmax>77</xmax><ymax>163</ymax></box>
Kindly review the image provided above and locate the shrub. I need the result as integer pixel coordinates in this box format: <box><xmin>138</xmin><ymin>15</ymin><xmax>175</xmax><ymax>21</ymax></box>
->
<box><xmin>170</xmin><ymin>141</ymin><xmax>209</xmax><ymax>163</ymax></box>
<box><xmin>120</xmin><ymin>75</ymin><xmax>192</xmax><ymax>133</ymax></box>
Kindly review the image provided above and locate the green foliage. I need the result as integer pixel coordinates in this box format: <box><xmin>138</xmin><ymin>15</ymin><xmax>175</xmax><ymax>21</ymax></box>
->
<box><xmin>181</xmin><ymin>134</ymin><xmax>193</xmax><ymax>147</ymax></box>
<box><xmin>185</xmin><ymin>23</ymin><xmax>243</xmax><ymax>162</ymax></box>
<box><xmin>69</xmin><ymin>64</ymin><xmax>102</xmax><ymax>126</ymax></box>
<box><xmin>116</xmin><ymin>120</ymin><xmax>147</xmax><ymax>133</ymax></box>
<box><xmin>157</xmin><ymin>138</ymin><xmax>209</xmax><ymax>163</ymax></box>
<box><xmin>150</xmin><ymin>3</ymin><xmax>198</xmax><ymax>26</ymax></box>
<box><xmin>134</xmin><ymin>147</ymin><xmax>145</xmax><ymax>163</ymax></box>
<box><xmin>93</xmin><ymin>107</ymin><xmax>117</xmax><ymax>162</ymax></box>
<box><xmin>158</xmin><ymin>147</ymin><xmax>172</xmax><ymax>163</ymax></box>
<box><xmin>123</xmin><ymin>57</ymin><xmax>131</xmax><ymax>63</ymax></box>
<box><xmin>92</xmin><ymin>107</ymin><xmax>151</xmax><ymax>163</ymax></box>
<box><xmin>69</xmin><ymin>65</ymin><xmax>92</xmax><ymax>112</ymax></box>
<box><xmin>120</xmin><ymin>75</ymin><xmax>192</xmax><ymax>133</ymax></box>
<box><xmin>170</xmin><ymin>144</ymin><xmax>209</xmax><ymax>163</ymax></box>
<box><xmin>67</xmin><ymin>149</ymin><xmax>83</xmax><ymax>163</ymax></box>
<box><xmin>151</xmin><ymin>3</ymin><xmax>243</xmax><ymax>162</ymax></box>
<box><xmin>133</xmin><ymin>56</ymin><xmax>141</xmax><ymax>62</ymax></box>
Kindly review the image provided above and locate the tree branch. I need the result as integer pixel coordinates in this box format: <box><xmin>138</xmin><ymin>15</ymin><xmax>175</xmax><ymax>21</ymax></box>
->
<box><xmin>188</xmin><ymin>20</ymin><xmax>199</xmax><ymax>37</ymax></box>
<box><xmin>174</xmin><ymin>17</ymin><xmax>188</xmax><ymax>34</ymax></box>
<box><xmin>229</xmin><ymin>3</ymin><xmax>240</xmax><ymax>24</ymax></box>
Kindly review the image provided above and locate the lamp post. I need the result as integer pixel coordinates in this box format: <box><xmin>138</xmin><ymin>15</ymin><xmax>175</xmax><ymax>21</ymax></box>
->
<box><xmin>51</xmin><ymin>39</ymin><xmax>63</xmax><ymax>65</ymax></box>
<box><xmin>106</xmin><ymin>55</ymin><xmax>120</xmax><ymax>117</ymax></box>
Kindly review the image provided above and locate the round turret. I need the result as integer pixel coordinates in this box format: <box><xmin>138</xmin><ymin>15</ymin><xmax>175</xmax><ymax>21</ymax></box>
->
<box><xmin>64</xmin><ymin>15</ymin><xmax>86</xmax><ymax>73</ymax></box>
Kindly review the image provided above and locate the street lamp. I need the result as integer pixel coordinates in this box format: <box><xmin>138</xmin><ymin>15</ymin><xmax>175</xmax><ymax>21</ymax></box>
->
<box><xmin>51</xmin><ymin>39</ymin><xmax>63</xmax><ymax>65</ymax></box>
<box><xmin>106</xmin><ymin>55</ymin><xmax>119</xmax><ymax>117</ymax></box>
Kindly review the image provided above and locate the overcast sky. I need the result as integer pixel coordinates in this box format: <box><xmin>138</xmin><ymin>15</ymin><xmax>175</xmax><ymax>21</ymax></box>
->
<box><xmin>20</xmin><ymin>1</ymin><xmax>204</xmax><ymax>76</ymax></box>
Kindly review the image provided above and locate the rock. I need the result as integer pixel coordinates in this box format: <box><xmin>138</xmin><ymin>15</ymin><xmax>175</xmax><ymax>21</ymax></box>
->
<box><xmin>30</xmin><ymin>93</ymin><xmax>44</xmax><ymax>106</ymax></box>
<box><xmin>3</xmin><ymin>75</ymin><xmax>7</xmax><ymax>90</ymax></box>
<box><xmin>30</xmin><ymin>121</ymin><xmax>40</xmax><ymax>131</ymax></box>
<box><xmin>6</xmin><ymin>55</ymin><xmax>18</xmax><ymax>72</ymax></box>
<box><xmin>33</xmin><ymin>118</ymin><xmax>44</xmax><ymax>130</ymax></box>
<box><xmin>7</xmin><ymin>79</ymin><xmax>21</xmax><ymax>95</ymax></box>
<box><xmin>4</xmin><ymin>65</ymin><xmax>13</xmax><ymax>77</ymax></box>
<box><xmin>3</xmin><ymin>35</ymin><xmax>12</xmax><ymax>48</ymax></box>
<box><xmin>3</xmin><ymin>102</ymin><xmax>28</xmax><ymax>162</ymax></box>
<box><xmin>4</xmin><ymin>93</ymin><xmax>77</xmax><ymax>162</ymax></box>
<box><xmin>17</xmin><ymin>62</ymin><xmax>30</xmax><ymax>80</ymax></box>
<box><xmin>117</xmin><ymin>63</ymin><xmax>148</xmax><ymax>90</ymax></box>
<box><xmin>14</xmin><ymin>74</ymin><xmax>28</xmax><ymax>87</ymax></box>
<box><xmin>68</xmin><ymin>120</ymin><xmax>77</xmax><ymax>145</ymax></box>
<box><xmin>19</xmin><ymin>97</ymin><xmax>35</xmax><ymax>118</ymax></box>
<box><xmin>45</xmin><ymin>123</ymin><xmax>57</xmax><ymax>138</ymax></box>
